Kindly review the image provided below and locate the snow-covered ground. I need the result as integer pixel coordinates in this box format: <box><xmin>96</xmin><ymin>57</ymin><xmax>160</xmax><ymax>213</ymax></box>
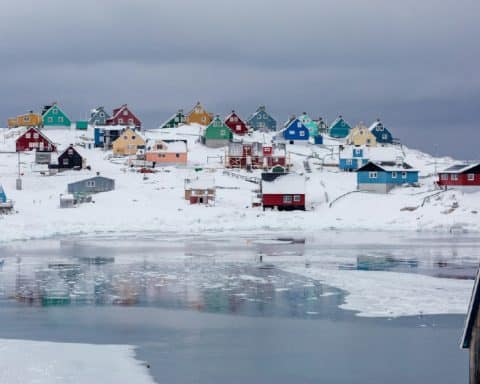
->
<box><xmin>0</xmin><ymin>125</ymin><xmax>478</xmax><ymax>243</ymax></box>
<box><xmin>0</xmin><ymin>339</ymin><xmax>154</xmax><ymax>384</ymax></box>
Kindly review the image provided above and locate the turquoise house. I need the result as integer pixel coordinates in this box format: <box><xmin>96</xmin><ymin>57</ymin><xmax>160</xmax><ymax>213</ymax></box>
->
<box><xmin>329</xmin><ymin>115</ymin><xmax>351</xmax><ymax>138</ymax></box>
<box><xmin>356</xmin><ymin>161</ymin><xmax>419</xmax><ymax>193</ymax></box>
<box><xmin>247</xmin><ymin>105</ymin><xmax>277</xmax><ymax>132</ymax></box>
<box><xmin>42</xmin><ymin>103</ymin><xmax>71</xmax><ymax>127</ymax></box>
<box><xmin>0</xmin><ymin>185</ymin><xmax>6</xmax><ymax>203</ymax></box>
<box><xmin>299</xmin><ymin>113</ymin><xmax>319</xmax><ymax>137</ymax></box>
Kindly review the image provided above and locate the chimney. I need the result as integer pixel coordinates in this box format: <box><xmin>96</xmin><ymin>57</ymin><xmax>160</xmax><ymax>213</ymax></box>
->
<box><xmin>96</xmin><ymin>171</ymin><xmax>100</xmax><ymax>176</ymax></box>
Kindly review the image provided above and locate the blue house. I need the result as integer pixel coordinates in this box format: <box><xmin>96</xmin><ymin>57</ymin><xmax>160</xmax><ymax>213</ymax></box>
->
<box><xmin>94</xmin><ymin>126</ymin><xmax>123</xmax><ymax>148</ymax></box>
<box><xmin>356</xmin><ymin>161</ymin><xmax>419</xmax><ymax>193</ymax></box>
<box><xmin>329</xmin><ymin>115</ymin><xmax>351</xmax><ymax>138</ymax></box>
<box><xmin>89</xmin><ymin>106</ymin><xmax>110</xmax><ymax>126</ymax></box>
<box><xmin>0</xmin><ymin>185</ymin><xmax>7</xmax><ymax>203</ymax></box>
<box><xmin>369</xmin><ymin>119</ymin><xmax>393</xmax><ymax>144</ymax></box>
<box><xmin>247</xmin><ymin>105</ymin><xmax>277</xmax><ymax>132</ymax></box>
<box><xmin>278</xmin><ymin>118</ymin><xmax>310</xmax><ymax>144</ymax></box>
<box><xmin>339</xmin><ymin>147</ymin><xmax>369</xmax><ymax>171</ymax></box>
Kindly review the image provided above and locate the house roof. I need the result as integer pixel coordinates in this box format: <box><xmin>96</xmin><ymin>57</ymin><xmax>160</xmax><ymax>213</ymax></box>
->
<box><xmin>111</xmin><ymin>104</ymin><xmax>141</xmax><ymax>123</ymax></box>
<box><xmin>68</xmin><ymin>176</ymin><xmax>114</xmax><ymax>186</ymax></box>
<box><xmin>356</xmin><ymin>161</ymin><xmax>417</xmax><ymax>173</ymax></box>
<box><xmin>262</xmin><ymin>173</ymin><xmax>305</xmax><ymax>194</ymax></box>
<box><xmin>340</xmin><ymin>146</ymin><xmax>401</xmax><ymax>162</ymax></box>
<box><xmin>159</xmin><ymin>110</ymin><xmax>185</xmax><ymax>128</ymax></box>
<box><xmin>20</xmin><ymin>127</ymin><xmax>56</xmax><ymax>145</ymax></box>
<box><xmin>440</xmin><ymin>163</ymin><xmax>480</xmax><ymax>174</ymax></box>
<box><xmin>247</xmin><ymin>105</ymin><xmax>275</xmax><ymax>123</ymax></box>
<box><xmin>369</xmin><ymin>120</ymin><xmax>383</xmax><ymax>131</ymax></box>
<box><xmin>186</xmin><ymin>177</ymin><xmax>215</xmax><ymax>190</ymax></box>
<box><xmin>462</xmin><ymin>267</ymin><xmax>480</xmax><ymax>348</ymax></box>
<box><xmin>42</xmin><ymin>102</ymin><xmax>66</xmax><ymax>117</ymax></box>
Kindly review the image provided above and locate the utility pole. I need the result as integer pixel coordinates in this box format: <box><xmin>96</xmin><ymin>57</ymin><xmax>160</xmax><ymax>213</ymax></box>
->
<box><xmin>16</xmin><ymin>152</ymin><xmax>22</xmax><ymax>190</ymax></box>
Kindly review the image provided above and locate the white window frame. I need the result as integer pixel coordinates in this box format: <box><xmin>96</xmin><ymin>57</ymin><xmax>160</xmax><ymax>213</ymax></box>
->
<box><xmin>391</xmin><ymin>171</ymin><xmax>397</xmax><ymax>179</ymax></box>
<box><xmin>468</xmin><ymin>173</ymin><xmax>475</xmax><ymax>181</ymax></box>
<box><xmin>402</xmin><ymin>172</ymin><xmax>407</xmax><ymax>179</ymax></box>
<box><xmin>293</xmin><ymin>195</ymin><xmax>301</xmax><ymax>202</ymax></box>
<box><xmin>368</xmin><ymin>172</ymin><xmax>377</xmax><ymax>179</ymax></box>
<box><xmin>299</xmin><ymin>131</ymin><xmax>305</xmax><ymax>137</ymax></box>
<box><xmin>283</xmin><ymin>195</ymin><xmax>292</xmax><ymax>203</ymax></box>
<box><xmin>441</xmin><ymin>174</ymin><xmax>449</xmax><ymax>181</ymax></box>
<box><xmin>86</xmin><ymin>180</ymin><xmax>96</xmax><ymax>187</ymax></box>
<box><xmin>452</xmin><ymin>174</ymin><xmax>458</xmax><ymax>181</ymax></box>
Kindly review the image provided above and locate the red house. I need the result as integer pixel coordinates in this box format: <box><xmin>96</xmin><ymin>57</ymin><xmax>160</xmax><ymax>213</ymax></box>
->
<box><xmin>261</xmin><ymin>173</ymin><xmax>306</xmax><ymax>211</ymax></box>
<box><xmin>106</xmin><ymin>104</ymin><xmax>141</xmax><ymax>129</ymax></box>
<box><xmin>226</xmin><ymin>142</ymin><xmax>287</xmax><ymax>169</ymax></box>
<box><xmin>16</xmin><ymin>127</ymin><xmax>57</xmax><ymax>152</ymax></box>
<box><xmin>437</xmin><ymin>163</ymin><xmax>480</xmax><ymax>192</ymax></box>
<box><xmin>224</xmin><ymin>111</ymin><xmax>249</xmax><ymax>136</ymax></box>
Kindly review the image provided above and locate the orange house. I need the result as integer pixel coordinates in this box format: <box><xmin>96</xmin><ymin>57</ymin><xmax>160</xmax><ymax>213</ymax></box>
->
<box><xmin>112</xmin><ymin>128</ymin><xmax>146</xmax><ymax>156</ymax></box>
<box><xmin>8</xmin><ymin>111</ymin><xmax>43</xmax><ymax>128</ymax></box>
<box><xmin>186</xmin><ymin>102</ymin><xmax>213</xmax><ymax>125</ymax></box>
<box><xmin>145</xmin><ymin>140</ymin><xmax>188</xmax><ymax>166</ymax></box>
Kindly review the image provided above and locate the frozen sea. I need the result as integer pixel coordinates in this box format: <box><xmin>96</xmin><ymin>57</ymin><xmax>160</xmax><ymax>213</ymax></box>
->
<box><xmin>0</xmin><ymin>231</ymin><xmax>479</xmax><ymax>383</ymax></box>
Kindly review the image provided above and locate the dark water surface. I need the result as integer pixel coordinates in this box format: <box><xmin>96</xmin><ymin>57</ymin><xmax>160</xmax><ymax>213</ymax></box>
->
<box><xmin>0</xmin><ymin>232</ymin><xmax>478</xmax><ymax>383</ymax></box>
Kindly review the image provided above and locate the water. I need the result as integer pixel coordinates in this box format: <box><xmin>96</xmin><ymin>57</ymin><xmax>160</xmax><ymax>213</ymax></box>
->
<box><xmin>0</xmin><ymin>231</ymin><xmax>478</xmax><ymax>383</ymax></box>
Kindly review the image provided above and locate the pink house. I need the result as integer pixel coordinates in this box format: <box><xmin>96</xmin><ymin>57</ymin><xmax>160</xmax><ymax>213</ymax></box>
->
<box><xmin>145</xmin><ymin>140</ymin><xmax>188</xmax><ymax>166</ymax></box>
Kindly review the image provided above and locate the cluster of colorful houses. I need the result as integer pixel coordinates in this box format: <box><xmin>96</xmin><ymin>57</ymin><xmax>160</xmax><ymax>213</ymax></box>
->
<box><xmin>2</xmin><ymin>100</ymin><xmax>479</xmax><ymax>212</ymax></box>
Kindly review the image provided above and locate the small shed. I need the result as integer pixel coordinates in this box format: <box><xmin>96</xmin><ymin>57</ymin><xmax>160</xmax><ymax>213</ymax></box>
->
<box><xmin>59</xmin><ymin>194</ymin><xmax>76</xmax><ymax>208</ymax></box>
<box><xmin>462</xmin><ymin>267</ymin><xmax>480</xmax><ymax>384</ymax></box>
<box><xmin>67</xmin><ymin>175</ymin><xmax>115</xmax><ymax>195</ymax></box>
<box><xmin>184</xmin><ymin>178</ymin><xmax>216</xmax><ymax>205</ymax></box>
<box><xmin>76</xmin><ymin>121</ymin><xmax>88</xmax><ymax>130</ymax></box>
<box><xmin>261</xmin><ymin>173</ymin><xmax>306</xmax><ymax>211</ymax></box>
<box><xmin>35</xmin><ymin>150</ymin><xmax>52</xmax><ymax>165</ymax></box>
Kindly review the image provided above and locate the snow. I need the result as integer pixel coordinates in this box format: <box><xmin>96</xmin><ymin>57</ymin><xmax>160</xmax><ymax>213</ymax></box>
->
<box><xmin>0</xmin><ymin>339</ymin><xmax>154</xmax><ymax>384</ymax></box>
<box><xmin>261</xmin><ymin>173</ymin><xmax>306</xmax><ymax>194</ymax></box>
<box><xmin>284</xmin><ymin>265</ymin><xmax>474</xmax><ymax>317</ymax></box>
<box><xmin>0</xmin><ymin>125</ymin><xmax>479</xmax><ymax>243</ymax></box>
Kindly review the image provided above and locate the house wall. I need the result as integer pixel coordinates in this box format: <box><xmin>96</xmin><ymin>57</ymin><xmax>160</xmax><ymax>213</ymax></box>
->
<box><xmin>262</xmin><ymin>193</ymin><xmax>305</xmax><ymax>210</ymax></box>
<box><xmin>187</xmin><ymin>110</ymin><xmax>213</xmax><ymax>125</ymax></box>
<box><xmin>43</xmin><ymin>105</ymin><xmax>71</xmax><ymax>127</ymax></box>
<box><xmin>107</xmin><ymin>108</ymin><xmax>141</xmax><ymax>128</ymax></box>
<box><xmin>89</xmin><ymin>109</ymin><xmax>110</xmax><ymax>125</ymax></box>
<box><xmin>438</xmin><ymin>173</ymin><xmax>480</xmax><ymax>187</ymax></box>
<box><xmin>112</xmin><ymin>129</ymin><xmax>145</xmax><ymax>155</ymax></box>
<box><xmin>247</xmin><ymin>111</ymin><xmax>277</xmax><ymax>131</ymax></box>
<box><xmin>357</xmin><ymin>183</ymin><xmax>391</xmax><ymax>193</ymax></box>
<box><xmin>67</xmin><ymin>178</ymin><xmax>115</xmax><ymax>194</ymax></box>
<box><xmin>339</xmin><ymin>158</ymin><xmax>367</xmax><ymax>171</ymax></box>
<box><xmin>16</xmin><ymin>128</ymin><xmax>56</xmax><ymax>152</ymax></box>
<box><xmin>347</xmin><ymin>128</ymin><xmax>377</xmax><ymax>146</ymax></box>
<box><xmin>371</xmin><ymin>127</ymin><xmax>393</xmax><ymax>144</ymax></box>
<box><xmin>283</xmin><ymin>121</ymin><xmax>309</xmax><ymax>141</ymax></box>
<box><xmin>357</xmin><ymin>171</ymin><xmax>419</xmax><ymax>185</ymax></box>
<box><xmin>146</xmin><ymin>152</ymin><xmax>187</xmax><ymax>165</ymax></box>
<box><xmin>225</xmin><ymin>114</ymin><xmax>248</xmax><ymax>135</ymax></box>
<box><xmin>329</xmin><ymin>119</ymin><xmax>351</xmax><ymax>138</ymax></box>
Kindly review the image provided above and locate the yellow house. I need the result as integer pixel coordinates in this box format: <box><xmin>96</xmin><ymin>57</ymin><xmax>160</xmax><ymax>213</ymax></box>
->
<box><xmin>346</xmin><ymin>123</ymin><xmax>377</xmax><ymax>146</ymax></box>
<box><xmin>112</xmin><ymin>128</ymin><xmax>146</xmax><ymax>156</ymax></box>
<box><xmin>186</xmin><ymin>102</ymin><xmax>213</xmax><ymax>125</ymax></box>
<box><xmin>7</xmin><ymin>111</ymin><xmax>43</xmax><ymax>128</ymax></box>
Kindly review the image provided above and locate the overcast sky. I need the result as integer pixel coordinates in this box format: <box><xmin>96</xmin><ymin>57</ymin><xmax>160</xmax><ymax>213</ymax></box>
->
<box><xmin>1</xmin><ymin>0</ymin><xmax>478</xmax><ymax>159</ymax></box>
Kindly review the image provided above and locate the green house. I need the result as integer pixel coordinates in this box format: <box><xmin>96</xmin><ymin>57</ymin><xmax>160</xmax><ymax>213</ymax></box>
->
<box><xmin>42</xmin><ymin>103</ymin><xmax>71</xmax><ymax>127</ymax></box>
<box><xmin>299</xmin><ymin>113</ymin><xmax>319</xmax><ymax>137</ymax></box>
<box><xmin>202</xmin><ymin>115</ymin><xmax>232</xmax><ymax>148</ymax></box>
<box><xmin>76</xmin><ymin>120</ymin><xmax>88</xmax><ymax>130</ymax></box>
<box><xmin>160</xmin><ymin>109</ymin><xmax>186</xmax><ymax>128</ymax></box>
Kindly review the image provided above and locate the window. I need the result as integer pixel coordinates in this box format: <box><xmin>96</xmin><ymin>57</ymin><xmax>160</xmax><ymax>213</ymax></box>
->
<box><xmin>297</xmin><ymin>122</ymin><xmax>302</xmax><ymax>128</ymax></box>
<box><xmin>392</xmin><ymin>171</ymin><xmax>397</xmax><ymax>178</ymax></box>
<box><xmin>33</xmin><ymin>133</ymin><xmax>39</xmax><ymax>139</ymax></box>
<box><xmin>441</xmin><ymin>174</ymin><xmax>449</xmax><ymax>181</ymax></box>
<box><xmin>123</xmin><ymin>136</ymin><xmax>128</xmax><ymax>140</ymax></box>
<box><xmin>346</xmin><ymin>159</ymin><xmax>352</xmax><ymax>166</ymax></box>
<box><xmin>86</xmin><ymin>180</ymin><xmax>96</xmax><ymax>187</ymax></box>
<box><xmin>220</xmin><ymin>129</ymin><xmax>226</xmax><ymax>136</ymax></box>
<box><xmin>468</xmin><ymin>173</ymin><xmax>475</xmax><ymax>181</ymax></box>
<box><xmin>452</xmin><ymin>174</ymin><xmax>458</xmax><ymax>181</ymax></box>
<box><xmin>58</xmin><ymin>117</ymin><xmax>64</xmax><ymax>122</ymax></box>
<box><xmin>366</xmin><ymin>139</ymin><xmax>370</xmax><ymax>144</ymax></box>
<box><xmin>128</xmin><ymin>119</ymin><xmax>134</xmax><ymax>124</ymax></box>
<box><xmin>132</xmin><ymin>136</ymin><xmax>136</xmax><ymax>140</ymax></box>
<box><xmin>26</xmin><ymin>133</ymin><xmax>31</xmax><ymax>139</ymax></box>
<box><xmin>118</xmin><ymin>118</ymin><xmax>124</xmax><ymax>124</ymax></box>
<box><xmin>378</xmin><ymin>125</ymin><xmax>384</xmax><ymax>131</ymax></box>
<box><xmin>293</xmin><ymin>195</ymin><xmax>301</xmax><ymax>202</ymax></box>
<box><xmin>100</xmin><ymin>112</ymin><xmax>105</xmax><ymax>117</ymax></box>
<box><xmin>368</xmin><ymin>172</ymin><xmax>377</xmax><ymax>179</ymax></box>
<box><xmin>123</xmin><ymin>110</ymin><xmax>129</xmax><ymax>116</ymax></box>
<box><xmin>283</xmin><ymin>195</ymin><xmax>292</xmax><ymax>203</ymax></box>
<box><xmin>67</xmin><ymin>149</ymin><xmax>73</xmax><ymax>155</ymax></box>
<box><xmin>289</xmin><ymin>130</ymin><xmax>295</xmax><ymax>135</ymax></box>
<box><xmin>236</xmin><ymin>125</ymin><xmax>241</xmax><ymax>131</ymax></box>
<box><xmin>402</xmin><ymin>172</ymin><xmax>407</xmax><ymax>179</ymax></box>
<box><xmin>382</xmin><ymin>134</ymin><xmax>387</xmax><ymax>140</ymax></box>
<box><xmin>53</xmin><ymin>109</ymin><xmax>58</xmax><ymax>114</ymax></box>
<box><xmin>202</xmin><ymin>116</ymin><xmax>206</xmax><ymax>122</ymax></box>
<box><xmin>176</xmin><ymin>153</ymin><xmax>180</xmax><ymax>158</ymax></box>
<box><xmin>48</xmin><ymin>117</ymin><xmax>53</xmax><ymax>122</ymax></box>
<box><xmin>24</xmin><ymin>116</ymin><xmax>30</xmax><ymax>122</ymax></box>
<box><xmin>299</xmin><ymin>131</ymin><xmax>305</xmax><ymax>137</ymax></box>
<box><xmin>63</xmin><ymin>159</ymin><xmax>69</xmax><ymax>165</ymax></box>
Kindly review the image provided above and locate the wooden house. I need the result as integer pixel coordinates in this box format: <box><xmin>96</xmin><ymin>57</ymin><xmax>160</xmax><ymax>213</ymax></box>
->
<box><xmin>67</xmin><ymin>175</ymin><xmax>115</xmax><ymax>195</ymax></box>
<box><xmin>224</xmin><ymin>111</ymin><xmax>249</xmax><ymax>136</ymax></box>
<box><xmin>112</xmin><ymin>128</ymin><xmax>146</xmax><ymax>156</ymax></box>
<box><xmin>7</xmin><ymin>111</ymin><xmax>43</xmax><ymax>129</ymax></box>
<box><xmin>42</xmin><ymin>103</ymin><xmax>71</xmax><ymax>128</ymax></box>
<box><xmin>55</xmin><ymin>145</ymin><xmax>85</xmax><ymax>170</ymax></box>
<box><xmin>16</xmin><ymin>127</ymin><xmax>57</xmax><ymax>152</ymax></box>
<box><xmin>202</xmin><ymin>115</ymin><xmax>232</xmax><ymax>148</ymax></box>
<box><xmin>89</xmin><ymin>106</ymin><xmax>110</xmax><ymax>126</ymax></box>
<box><xmin>186</xmin><ymin>102</ymin><xmax>213</xmax><ymax>125</ymax></box>
<box><xmin>94</xmin><ymin>126</ymin><xmax>124</xmax><ymax>148</ymax></box>
<box><xmin>339</xmin><ymin>146</ymin><xmax>397</xmax><ymax>172</ymax></box>
<box><xmin>226</xmin><ymin>142</ymin><xmax>287</xmax><ymax>169</ymax></box>
<box><xmin>461</xmin><ymin>267</ymin><xmax>480</xmax><ymax>384</ymax></box>
<box><xmin>261</xmin><ymin>172</ymin><xmax>306</xmax><ymax>211</ymax></box>
<box><xmin>145</xmin><ymin>140</ymin><xmax>188</xmax><ymax>166</ymax></box>
<box><xmin>247</xmin><ymin>105</ymin><xmax>277</xmax><ymax>132</ymax></box>
<box><xmin>106</xmin><ymin>104</ymin><xmax>141</xmax><ymax>129</ymax></box>
<box><xmin>369</xmin><ymin>119</ymin><xmax>393</xmax><ymax>144</ymax></box>
<box><xmin>298</xmin><ymin>113</ymin><xmax>319</xmax><ymax>137</ymax></box>
<box><xmin>346</xmin><ymin>123</ymin><xmax>377</xmax><ymax>146</ymax></box>
<box><xmin>278</xmin><ymin>118</ymin><xmax>309</xmax><ymax>144</ymax></box>
<box><xmin>329</xmin><ymin>115</ymin><xmax>351</xmax><ymax>138</ymax></box>
<box><xmin>437</xmin><ymin>163</ymin><xmax>480</xmax><ymax>192</ymax></box>
<box><xmin>356</xmin><ymin>161</ymin><xmax>419</xmax><ymax>193</ymax></box>
<box><xmin>160</xmin><ymin>109</ymin><xmax>186</xmax><ymax>128</ymax></box>
<box><xmin>184</xmin><ymin>178</ymin><xmax>216</xmax><ymax>205</ymax></box>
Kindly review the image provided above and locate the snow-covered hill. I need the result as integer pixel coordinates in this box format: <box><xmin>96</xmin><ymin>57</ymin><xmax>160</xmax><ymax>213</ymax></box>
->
<box><xmin>0</xmin><ymin>125</ymin><xmax>478</xmax><ymax>243</ymax></box>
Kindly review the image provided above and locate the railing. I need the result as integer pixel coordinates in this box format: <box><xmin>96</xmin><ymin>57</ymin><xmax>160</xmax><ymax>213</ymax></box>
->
<box><xmin>329</xmin><ymin>190</ymin><xmax>361</xmax><ymax>208</ymax></box>
<box><xmin>222</xmin><ymin>170</ymin><xmax>261</xmax><ymax>184</ymax></box>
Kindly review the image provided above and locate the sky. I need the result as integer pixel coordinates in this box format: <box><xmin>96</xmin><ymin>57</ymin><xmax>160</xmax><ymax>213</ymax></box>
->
<box><xmin>0</xmin><ymin>0</ymin><xmax>478</xmax><ymax>159</ymax></box>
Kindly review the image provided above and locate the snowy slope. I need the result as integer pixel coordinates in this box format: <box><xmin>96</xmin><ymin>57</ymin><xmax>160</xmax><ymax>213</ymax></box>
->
<box><xmin>0</xmin><ymin>125</ymin><xmax>478</xmax><ymax>243</ymax></box>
